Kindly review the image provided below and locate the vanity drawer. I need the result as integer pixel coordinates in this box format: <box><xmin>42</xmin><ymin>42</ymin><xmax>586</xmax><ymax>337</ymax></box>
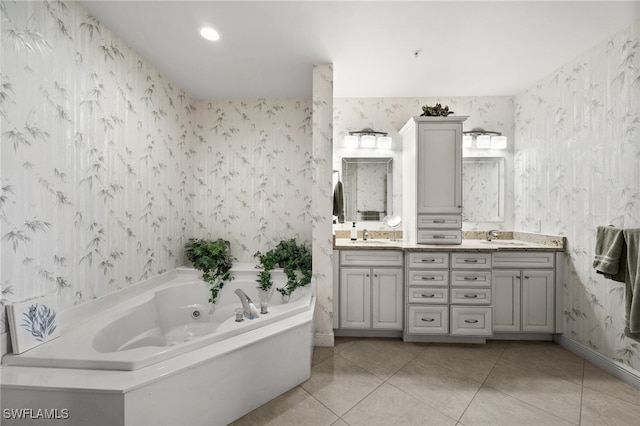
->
<box><xmin>408</xmin><ymin>287</ymin><xmax>449</xmax><ymax>304</ymax></box>
<box><xmin>451</xmin><ymin>252</ymin><xmax>491</xmax><ymax>269</ymax></box>
<box><xmin>450</xmin><ymin>288</ymin><xmax>491</xmax><ymax>305</ymax></box>
<box><xmin>417</xmin><ymin>230</ymin><xmax>462</xmax><ymax>245</ymax></box>
<box><xmin>450</xmin><ymin>306</ymin><xmax>492</xmax><ymax>336</ymax></box>
<box><xmin>408</xmin><ymin>270</ymin><xmax>449</xmax><ymax>286</ymax></box>
<box><xmin>408</xmin><ymin>306</ymin><xmax>449</xmax><ymax>335</ymax></box>
<box><xmin>450</xmin><ymin>270</ymin><xmax>491</xmax><ymax>287</ymax></box>
<box><xmin>407</xmin><ymin>252</ymin><xmax>449</xmax><ymax>269</ymax></box>
<box><xmin>340</xmin><ymin>250</ymin><xmax>403</xmax><ymax>267</ymax></box>
<box><xmin>417</xmin><ymin>215</ymin><xmax>462</xmax><ymax>229</ymax></box>
<box><xmin>492</xmin><ymin>252</ymin><xmax>555</xmax><ymax>269</ymax></box>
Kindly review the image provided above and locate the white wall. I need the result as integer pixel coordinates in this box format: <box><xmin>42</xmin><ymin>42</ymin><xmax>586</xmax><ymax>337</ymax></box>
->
<box><xmin>514</xmin><ymin>19</ymin><xmax>640</xmax><ymax>371</ymax></box>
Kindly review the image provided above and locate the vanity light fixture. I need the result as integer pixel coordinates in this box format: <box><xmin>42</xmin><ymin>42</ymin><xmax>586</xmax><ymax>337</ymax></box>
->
<box><xmin>462</xmin><ymin>128</ymin><xmax>507</xmax><ymax>149</ymax></box>
<box><xmin>200</xmin><ymin>27</ymin><xmax>220</xmax><ymax>41</ymax></box>
<box><xmin>344</xmin><ymin>128</ymin><xmax>392</xmax><ymax>149</ymax></box>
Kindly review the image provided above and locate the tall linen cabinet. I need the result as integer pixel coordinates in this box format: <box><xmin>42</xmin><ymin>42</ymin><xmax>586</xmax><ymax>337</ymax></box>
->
<box><xmin>400</xmin><ymin>116</ymin><xmax>468</xmax><ymax>244</ymax></box>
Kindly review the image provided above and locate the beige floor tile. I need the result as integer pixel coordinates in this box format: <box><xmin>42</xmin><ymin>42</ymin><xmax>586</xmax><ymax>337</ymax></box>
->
<box><xmin>338</xmin><ymin>339</ymin><xmax>418</xmax><ymax>379</ymax></box>
<box><xmin>581</xmin><ymin>387</ymin><xmax>640</xmax><ymax>426</ymax></box>
<box><xmin>388</xmin><ymin>356</ymin><xmax>482</xmax><ymax>420</ymax></box>
<box><xmin>500</xmin><ymin>341</ymin><xmax>584</xmax><ymax>384</ymax></box>
<box><xmin>343</xmin><ymin>383</ymin><xmax>457</xmax><ymax>426</ymax></box>
<box><xmin>418</xmin><ymin>341</ymin><xmax>507</xmax><ymax>383</ymax></box>
<box><xmin>312</xmin><ymin>347</ymin><xmax>335</xmax><ymax>366</ymax></box>
<box><xmin>460</xmin><ymin>385</ymin><xmax>575</xmax><ymax>426</ymax></box>
<box><xmin>484</xmin><ymin>359</ymin><xmax>581</xmax><ymax>424</ymax></box>
<box><xmin>301</xmin><ymin>354</ymin><xmax>383</xmax><ymax>416</ymax></box>
<box><xmin>232</xmin><ymin>386</ymin><xmax>338</xmax><ymax>426</ymax></box>
<box><xmin>333</xmin><ymin>336</ymin><xmax>359</xmax><ymax>353</ymax></box>
<box><xmin>583</xmin><ymin>362</ymin><xmax>640</xmax><ymax>406</ymax></box>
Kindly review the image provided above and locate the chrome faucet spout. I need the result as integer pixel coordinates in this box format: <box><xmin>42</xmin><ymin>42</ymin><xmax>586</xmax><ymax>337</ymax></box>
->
<box><xmin>486</xmin><ymin>230</ymin><xmax>500</xmax><ymax>241</ymax></box>
<box><xmin>234</xmin><ymin>289</ymin><xmax>259</xmax><ymax>319</ymax></box>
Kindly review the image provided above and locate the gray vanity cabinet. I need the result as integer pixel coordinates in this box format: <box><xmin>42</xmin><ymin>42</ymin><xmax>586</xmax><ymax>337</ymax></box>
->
<box><xmin>338</xmin><ymin>250</ymin><xmax>403</xmax><ymax>330</ymax></box>
<box><xmin>491</xmin><ymin>252</ymin><xmax>555</xmax><ymax>333</ymax></box>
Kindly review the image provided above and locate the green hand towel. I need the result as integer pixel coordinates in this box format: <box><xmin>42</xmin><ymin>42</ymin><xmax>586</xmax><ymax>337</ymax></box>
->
<box><xmin>332</xmin><ymin>181</ymin><xmax>344</xmax><ymax>221</ymax></box>
<box><xmin>623</xmin><ymin>229</ymin><xmax>640</xmax><ymax>337</ymax></box>
<box><xmin>593</xmin><ymin>226</ymin><xmax>626</xmax><ymax>282</ymax></box>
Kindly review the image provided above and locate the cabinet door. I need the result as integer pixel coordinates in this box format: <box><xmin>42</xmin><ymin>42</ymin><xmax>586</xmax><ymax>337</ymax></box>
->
<box><xmin>522</xmin><ymin>270</ymin><xmax>554</xmax><ymax>333</ymax></box>
<box><xmin>340</xmin><ymin>268</ymin><xmax>371</xmax><ymax>329</ymax></box>
<box><xmin>491</xmin><ymin>270</ymin><xmax>521</xmax><ymax>332</ymax></box>
<box><xmin>416</xmin><ymin>123</ymin><xmax>462</xmax><ymax>214</ymax></box>
<box><xmin>372</xmin><ymin>268</ymin><xmax>403</xmax><ymax>330</ymax></box>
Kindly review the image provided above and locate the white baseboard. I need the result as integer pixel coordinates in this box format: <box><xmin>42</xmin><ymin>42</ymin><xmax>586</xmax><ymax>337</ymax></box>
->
<box><xmin>314</xmin><ymin>332</ymin><xmax>334</xmax><ymax>347</ymax></box>
<box><xmin>554</xmin><ymin>335</ymin><xmax>640</xmax><ymax>389</ymax></box>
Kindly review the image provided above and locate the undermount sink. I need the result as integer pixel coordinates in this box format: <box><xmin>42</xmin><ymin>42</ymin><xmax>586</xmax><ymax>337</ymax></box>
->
<box><xmin>355</xmin><ymin>239</ymin><xmax>391</xmax><ymax>245</ymax></box>
<box><xmin>480</xmin><ymin>240</ymin><xmax>526</xmax><ymax>246</ymax></box>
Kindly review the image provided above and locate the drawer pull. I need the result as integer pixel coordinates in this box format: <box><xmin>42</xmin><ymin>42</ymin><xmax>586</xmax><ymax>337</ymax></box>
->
<box><xmin>464</xmin><ymin>294</ymin><xmax>479</xmax><ymax>298</ymax></box>
<box><xmin>421</xmin><ymin>259</ymin><xmax>436</xmax><ymax>263</ymax></box>
<box><xmin>421</xmin><ymin>318</ymin><xmax>435</xmax><ymax>322</ymax></box>
<box><xmin>516</xmin><ymin>276</ymin><xmax>521</xmax><ymax>279</ymax></box>
<box><xmin>463</xmin><ymin>276</ymin><xmax>478</xmax><ymax>281</ymax></box>
<box><xmin>463</xmin><ymin>259</ymin><xmax>478</xmax><ymax>263</ymax></box>
<box><xmin>433</xmin><ymin>235</ymin><xmax>446</xmax><ymax>239</ymax></box>
<box><xmin>524</xmin><ymin>276</ymin><xmax>530</xmax><ymax>279</ymax></box>
<box><xmin>421</xmin><ymin>276</ymin><xmax>436</xmax><ymax>281</ymax></box>
<box><xmin>464</xmin><ymin>319</ymin><xmax>479</xmax><ymax>324</ymax></box>
<box><xmin>420</xmin><ymin>294</ymin><xmax>436</xmax><ymax>298</ymax></box>
<box><xmin>433</xmin><ymin>219</ymin><xmax>445</xmax><ymax>223</ymax></box>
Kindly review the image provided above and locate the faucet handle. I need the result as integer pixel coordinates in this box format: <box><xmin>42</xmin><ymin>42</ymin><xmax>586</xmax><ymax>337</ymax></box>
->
<box><xmin>363</xmin><ymin>229</ymin><xmax>369</xmax><ymax>240</ymax></box>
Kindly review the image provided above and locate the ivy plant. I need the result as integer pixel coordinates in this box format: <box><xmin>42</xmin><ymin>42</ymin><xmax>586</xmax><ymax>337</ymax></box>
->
<box><xmin>185</xmin><ymin>238</ymin><xmax>234</xmax><ymax>304</ymax></box>
<box><xmin>254</xmin><ymin>238</ymin><xmax>312</xmax><ymax>297</ymax></box>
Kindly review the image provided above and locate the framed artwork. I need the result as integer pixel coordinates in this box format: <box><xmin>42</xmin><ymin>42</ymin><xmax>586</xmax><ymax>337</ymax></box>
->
<box><xmin>6</xmin><ymin>293</ymin><xmax>60</xmax><ymax>354</ymax></box>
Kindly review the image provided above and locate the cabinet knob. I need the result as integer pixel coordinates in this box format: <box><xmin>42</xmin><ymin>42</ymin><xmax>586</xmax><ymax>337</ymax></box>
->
<box><xmin>516</xmin><ymin>276</ymin><xmax>521</xmax><ymax>279</ymax></box>
<box><xmin>366</xmin><ymin>274</ymin><xmax>370</xmax><ymax>277</ymax></box>
<box><xmin>524</xmin><ymin>276</ymin><xmax>530</xmax><ymax>279</ymax></box>
<box><xmin>374</xmin><ymin>274</ymin><xmax>378</xmax><ymax>278</ymax></box>
<box><xmin>421</xmin><ymin>318</ymin><xmax>435</xmax><ymax>322</ymax></box>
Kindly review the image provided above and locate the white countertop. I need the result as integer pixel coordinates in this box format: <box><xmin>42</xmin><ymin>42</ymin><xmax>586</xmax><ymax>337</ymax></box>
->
<box><xmin>333</xmin><ymin>238</ymin><xmax>564</xmax><ymax>252</ymax></box>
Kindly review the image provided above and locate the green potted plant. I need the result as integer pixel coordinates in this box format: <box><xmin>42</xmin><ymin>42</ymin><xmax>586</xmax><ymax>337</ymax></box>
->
<box><xmin>184</xmin><ymin>238</ymin><xmax>234</xmax><ymax>304</ymax></box>
<box><xmin>254</xmin><ymin>238</ymin><xmax>312</xmax><ymax>301</ymax></box>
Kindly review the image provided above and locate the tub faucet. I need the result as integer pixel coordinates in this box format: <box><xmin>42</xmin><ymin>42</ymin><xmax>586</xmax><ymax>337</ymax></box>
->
<box><xmin>486</xmin><ymin>230</ymin><xmax>500</xmax><ymax>241</ymax></box>
<box><xmin>234</xmin><ymin>289</ymin><xmax>260</xmax><ymax>319</ymax></box>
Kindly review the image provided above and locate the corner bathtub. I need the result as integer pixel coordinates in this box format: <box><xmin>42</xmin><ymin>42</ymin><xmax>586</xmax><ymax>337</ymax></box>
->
<box><xmin>1</xmin><ymin>266</ymin><xmax>315</xmax><ymax>426</ymax></box>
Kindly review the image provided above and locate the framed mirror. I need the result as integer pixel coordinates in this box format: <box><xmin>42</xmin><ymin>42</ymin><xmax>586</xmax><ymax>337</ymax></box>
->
<box><xmin>342</xmin><ymin>157</ymin><xmax>393</xmax><ymax>222</ymax></box>
<box><xmin>462</xmin><ymin>157</ymin><xmax>505</xmax><ymax>222</ymax></box>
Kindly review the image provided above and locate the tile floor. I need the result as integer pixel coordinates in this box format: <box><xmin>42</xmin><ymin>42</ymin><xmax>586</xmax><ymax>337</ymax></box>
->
<box><xmin>231</xmin><ymin>338</ymin><xmax>640</xmax><ymax>426</ymax></box>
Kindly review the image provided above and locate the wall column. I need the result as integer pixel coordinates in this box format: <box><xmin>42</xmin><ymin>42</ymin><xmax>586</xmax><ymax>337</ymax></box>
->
<box><xmin>311</xmin><ymin>64</ymin><xmax>334</xmax><ymax>346</ymax></box>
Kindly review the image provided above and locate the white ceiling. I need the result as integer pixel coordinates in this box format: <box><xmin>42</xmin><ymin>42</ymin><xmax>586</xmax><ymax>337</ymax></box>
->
<box><xmin>77</xmin><ymin>0</ymin><xmax>640</xmax><ymax>100</ymax></box>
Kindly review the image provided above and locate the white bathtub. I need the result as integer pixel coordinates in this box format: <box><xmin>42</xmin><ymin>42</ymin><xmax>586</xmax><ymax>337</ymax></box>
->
<box><xmin>1</xmin><ymin>266</ymin><xmax>315</xmax><ymax>425</ymax></box>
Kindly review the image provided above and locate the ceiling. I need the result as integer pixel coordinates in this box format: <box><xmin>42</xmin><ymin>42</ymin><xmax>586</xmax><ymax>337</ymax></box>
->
<box><xmin>77</xmin><ymin>1</ymin><xmax>640</xmax><ymax>100</ymax></box>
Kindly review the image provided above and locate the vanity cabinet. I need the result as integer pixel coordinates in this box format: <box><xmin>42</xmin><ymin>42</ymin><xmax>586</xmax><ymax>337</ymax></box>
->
<box><xmin>491</xmin><ymin>252</ymin><xmax>555</xmax><ymax>333</ymax></box>
<box><xmin>400</xmin><ymin>116</ymin><xmax>468</xmax><ymax>244</ymax></box>
<box><xmin>339</xmin><ymin>251</ymin><xmax>403</xmax><ymax>330</ymax></box>
<box><xmin>405</xmin><ymin>251</ymin><xmax>492</xmax><ymax>340</ymax></box>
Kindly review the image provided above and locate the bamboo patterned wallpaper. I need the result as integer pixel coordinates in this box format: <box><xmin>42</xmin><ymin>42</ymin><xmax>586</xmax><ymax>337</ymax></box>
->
<box><xmin>514</xmin><ymin>19</ymin><xmax>640</xmax><ymax>370</ymax></box>
<box><xmin>0</xmin><ymin>1</ymin><xmax>313</xmax><ymax>333</ymax></box>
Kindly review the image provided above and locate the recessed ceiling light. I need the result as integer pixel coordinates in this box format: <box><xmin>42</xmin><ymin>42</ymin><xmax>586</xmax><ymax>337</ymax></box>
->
<box><xmin>200</xmin><ymin>27</ymin><xmax>220</xmax><ymax>41</ymax></box>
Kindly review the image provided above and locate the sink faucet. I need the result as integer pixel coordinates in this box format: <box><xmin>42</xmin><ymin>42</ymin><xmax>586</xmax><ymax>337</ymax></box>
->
<box><xmin>363</xmin><ymin>229</ymin><xmax>369</xmax><ymax>241</ymax></box>
<box><xmin>234</xmin><ymin>289</ymin><xmax>259</xmax><ymax>319</ymax></box>
<box><xmin>486</xmin><ymin>230</ymin><xmax>500</xmax><ymax>241</ymax></box>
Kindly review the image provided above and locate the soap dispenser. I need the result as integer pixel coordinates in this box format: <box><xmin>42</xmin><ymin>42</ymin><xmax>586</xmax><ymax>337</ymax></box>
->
<box><xmin>350</xmin><ymin>222</ymin><xmax>357</xmax><ymax>241</ymax></box>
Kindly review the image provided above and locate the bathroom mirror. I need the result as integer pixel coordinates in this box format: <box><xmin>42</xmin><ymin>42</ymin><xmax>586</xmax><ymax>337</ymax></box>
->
<box><xmin>342</xmin><ymin>157</ymin><xmax>393</xmax><ymax>222</ymax></box>
<box><xmin>462</xmin><ymin>157</ymin><xmax>505</xmax><ymax>222</ymax></box>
